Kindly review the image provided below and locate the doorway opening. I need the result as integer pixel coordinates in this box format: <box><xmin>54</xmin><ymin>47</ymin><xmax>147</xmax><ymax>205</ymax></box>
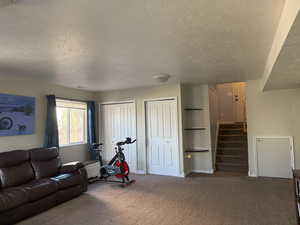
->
<box><xmin>215</xmin><ymin>82</ymin><xmax>248</xmax><ymax>174</ymax></box>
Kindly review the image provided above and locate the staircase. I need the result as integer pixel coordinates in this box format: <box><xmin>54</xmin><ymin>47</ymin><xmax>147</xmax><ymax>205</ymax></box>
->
<box><xmin>216</xmin><ymin>123</ymin><xmax>248</xmax><ymax>174</ymax></box>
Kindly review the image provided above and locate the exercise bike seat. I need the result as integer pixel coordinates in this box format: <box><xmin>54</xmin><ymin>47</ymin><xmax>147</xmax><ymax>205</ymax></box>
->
<box><xmin>90</xmin><ymin>143</ymin><xmax>103</xmax><ymax>152</ymax></box>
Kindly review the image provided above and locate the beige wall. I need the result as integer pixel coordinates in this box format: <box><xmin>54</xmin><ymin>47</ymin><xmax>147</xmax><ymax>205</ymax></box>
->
<box><xmin>96</xmin><ymin>84</ymin><xmax>184</xmax><ymax>175</ymax></box>
<box><xmin>262</xmin><ymin>0</ymin><xmax>300</xmax><ymax>89</ymax></box>
<box><xmin>246</xmin><ymin>79</ymin><xmax>300</xmax><ymax>175</ymax></box>
<box><xmin>208</xmin><ymin>85</ymin><xmax>219</xmax><ymax>169</ymax></box>
<box><xmin>6</xmin><ymin>74</ymin><xmax>300</xmax><ymax>176</ymax></box>
<box><xmin>0</xmin><ymin>75</ymin><xmax>95</xmax><ymax>163</ymax></box>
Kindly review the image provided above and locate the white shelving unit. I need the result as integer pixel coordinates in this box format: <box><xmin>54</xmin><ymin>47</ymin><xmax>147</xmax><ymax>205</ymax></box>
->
<box><xmin>183</xmin><ymin>108</ymin><xmax>208</xmax><ymax>152</ymax></box>
<box><xmin>181</xmin><ymin>85</ymin><xmax>213</xmax><ymax>174</ymax></box>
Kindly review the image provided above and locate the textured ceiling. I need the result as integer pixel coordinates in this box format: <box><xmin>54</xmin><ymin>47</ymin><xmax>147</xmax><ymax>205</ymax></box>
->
<box><xmin>264</xmin><ymin>12</ymin><xmax>300</xmax><ymax>90</ymax></box>
<box><xmin>0</xmin><ymin>0</ymin><xmax>285</xmax><ymax>91</ymax></box>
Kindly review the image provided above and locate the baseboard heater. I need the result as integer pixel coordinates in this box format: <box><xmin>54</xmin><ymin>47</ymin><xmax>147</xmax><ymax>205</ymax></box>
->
<box><xmin>83</xmin><ymin>160</ymin><xmax>100</xmax><ymax>179</ymax></box>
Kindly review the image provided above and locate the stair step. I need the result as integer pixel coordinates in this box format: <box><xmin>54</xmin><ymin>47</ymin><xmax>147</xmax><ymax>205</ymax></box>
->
<box><xmin>216</xmin><ymin>154</ymin><xmax>248</xmax><ymax>163</ymax></box>
<box><xmin>217</xmin><ymin>147</ymin><xmax>247</xmax><ymax>151</ymax></box>
<box><xmin>217</xmin><ymin>150</ymin><xmax>247</xmax><ymax>156</ymax></box>
<box><xmin>219</xmin><ymin>129</ymin><xmax>245</xmax><ymax>134</ymax></box>
<box><xmin>219</xmin><ymin>128</ymin><xmax>243</xmax><ymax>131</ymax></box>
<box><xmin>219</xmin><ymin>135</ymin><xmax>247</xmax><ymax>142</ymax></box>
<box><xmin>218</xmin><ymin>142</ymin><xmax>247</xmax><ymax>147</ymax></box>
<box><xmin>217</xmin><ymin>154</ymin><xmax>247</xmax><ymax>158</ymax></box>
<box><xmin>216</xmin><ymin>122</ymin><xmax>248</xmax><ymax>172</ymax></box>
<box><xmin>219</xmin><ymin>134</ymin><xmax>246</xmax><ymax>137</ymax></box>
<box><xmin>218</xmin><ymin>142</ymin><xmax>247</xmax><ymax>148</ymax></box>
<box><xmin>219</xmin><ymin>124</ymin><xmax>244</xmax><ymax>129</ymax></box>
<box><xmin>217</xmin><ymin>146</ymin><xmax>247</xmax><ymax>154</ymax></box>
<box><xmin>216</xmin><ymin>162</ymin><xmax>248</xmax><ymax>173</ymax></box>
<box><xmin>216</xmin><ymin>162</ymin><xmax>248</xmax><ymax>166</ymax></box>
<box><xmin>217</xmin><ymin>122</ymin><xmax>248</xmax><ymax>162</ymax></box>
<box><xmin>218</xmin><ymin>141</ymin><xmax>244</xmax><ymax>144</ymax></box>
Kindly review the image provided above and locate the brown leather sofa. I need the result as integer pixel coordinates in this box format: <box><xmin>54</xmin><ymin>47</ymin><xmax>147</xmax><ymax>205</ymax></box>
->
<box><xmin>0</xmin><ymin>147</ymin><xmax>88</xmax><ymax>225</ymax></box>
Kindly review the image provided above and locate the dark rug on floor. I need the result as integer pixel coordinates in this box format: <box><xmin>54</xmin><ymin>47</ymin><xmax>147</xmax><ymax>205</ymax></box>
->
<box><xmin>18</xmin><ymin>174</ymin><xmax>296</xmax><ymax>225</ymax></box>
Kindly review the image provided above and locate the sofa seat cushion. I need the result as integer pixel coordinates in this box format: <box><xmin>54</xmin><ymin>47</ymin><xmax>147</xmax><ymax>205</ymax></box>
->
<box><xmin>22</xmin><ymin>179</ymin><xmax>58</xmax><ymax>202</ymax></box>
<box><xmin>0</xmin><ymin>187</ymin><xmax>28</xmax><ymax>212</ymax></box>
<box><xmin>51</xmin><ymin>173</ymin><xmax>81</xmax><ymax>190</ymax></box>
<box><xmin>56</xmin><ymin>185</ymin><xmax>83</xmax><ymax>204</ymax></box>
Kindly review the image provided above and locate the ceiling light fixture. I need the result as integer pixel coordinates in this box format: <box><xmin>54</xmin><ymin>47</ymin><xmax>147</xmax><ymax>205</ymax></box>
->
<box><xmin>153</xmin><ymin>74</ymin><xmax>171</xmax><ymax>83</ymax></box>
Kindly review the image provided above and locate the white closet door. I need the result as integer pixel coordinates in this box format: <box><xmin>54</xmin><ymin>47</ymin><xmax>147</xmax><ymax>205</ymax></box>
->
<box><xmin>146</xmin><ymin>99</ymin><xmax>179</xmax><ymax>176</ymax></box>
<box><xmin>257</xmin><ymin>137</ymin><xmax>293</xmax><ymax>178</ymax></box>
<box><xmin>101</xmin><ymin>102</ymin><xmax>137</xmax><ymax>172</ymax></box>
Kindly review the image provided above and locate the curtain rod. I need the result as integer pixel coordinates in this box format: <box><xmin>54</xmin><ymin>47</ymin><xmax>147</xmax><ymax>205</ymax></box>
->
<box><xmin>55</xmin><ymin>96</ymin><xmax>91</xmax><ymax>103</ymax></box>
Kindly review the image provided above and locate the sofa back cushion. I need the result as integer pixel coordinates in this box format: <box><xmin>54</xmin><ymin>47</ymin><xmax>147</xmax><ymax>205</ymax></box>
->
<box><xmin>30</xmin><ymin>147</ymin><xmax>61</xmax><ymax>179</ymax></box>
<box><xmin>0</xmin><ymin>150</ymin><xmax>34</xmax><ymax>188</ymax></box>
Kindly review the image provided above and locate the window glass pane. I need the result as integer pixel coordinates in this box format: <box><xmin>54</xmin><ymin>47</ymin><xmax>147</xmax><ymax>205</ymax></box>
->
<box><xmin>70</xmin><ymin>109</ymin><xmax>85</xmax><ymax>143</ymax></box>
<box><xmin>56</xmin><ymin>99</ymin><xmax>87</xmax><ymax>109</ymax></box>
<box><xmin>57</xmin><ymin>107</ymin><xmax>68</xmax><ymax>145</ymax></box>
<box><xmin>56</xmin><ymin>99</ymin><xmax>87</xmax><ymax>146</ymax></box>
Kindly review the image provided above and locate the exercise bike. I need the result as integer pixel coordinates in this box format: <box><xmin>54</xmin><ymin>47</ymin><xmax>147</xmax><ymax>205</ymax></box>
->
<box><xmin>90</xmin><ymin>137</ymin><xmax>136</xmax><ymax>187</ymax></box>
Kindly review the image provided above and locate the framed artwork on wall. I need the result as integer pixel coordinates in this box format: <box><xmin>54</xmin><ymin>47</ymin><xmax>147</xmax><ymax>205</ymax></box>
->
<box><xmin>0</xmin><ymin>93</ymin><xmax>35</xmax><ymax>136</ymax></box>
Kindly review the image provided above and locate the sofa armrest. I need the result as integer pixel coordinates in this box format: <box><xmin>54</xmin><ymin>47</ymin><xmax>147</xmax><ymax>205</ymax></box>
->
<box><xmin>60</xmin><ymin>161</ymin><xmax>84</xmax><ymax>174</ymax></box>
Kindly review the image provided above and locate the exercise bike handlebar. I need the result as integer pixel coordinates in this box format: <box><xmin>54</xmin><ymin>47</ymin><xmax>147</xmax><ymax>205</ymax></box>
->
<box><xmin>90</xmin><ymin>138</ymin><xmax>136</xmax><ymax>153</ymax></box>
<box><xmin>91</xmin><ymin>143</ymin><xmax>103</xmax><ymax>149</ymax></box>
<box><xmin>116</xmin><ymin>137</ymin><xmax>136</xmax><ymax>146</ymax></box>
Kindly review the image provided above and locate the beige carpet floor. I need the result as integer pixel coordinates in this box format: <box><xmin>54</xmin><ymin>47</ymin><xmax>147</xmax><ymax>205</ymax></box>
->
<box><xmin>18</xmin><ymin>173</ymin><xmax>296</xmax><ymax>225</ymax></box>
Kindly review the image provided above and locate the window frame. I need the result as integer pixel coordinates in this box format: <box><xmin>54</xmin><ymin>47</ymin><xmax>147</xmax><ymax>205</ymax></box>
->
<box><xmin>56</xmin><ymin>98</ymin><xmax>88</xmax><ymax>147</ymax></box>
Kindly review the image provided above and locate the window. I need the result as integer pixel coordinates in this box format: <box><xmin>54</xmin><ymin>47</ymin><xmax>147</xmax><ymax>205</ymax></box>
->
<box><xmin>56</xmin><ymin>99</ymin><xmax>87</xmax><ymax>146</ymax></box>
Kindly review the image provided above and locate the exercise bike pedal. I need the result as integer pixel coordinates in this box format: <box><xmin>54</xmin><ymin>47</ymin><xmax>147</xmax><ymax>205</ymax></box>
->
<box><xmin>129</xmin><ymin>179</ymin><xmax>136</xmax><ymax>184</ymax></box>
<box><xmin>120</xmin><ymin>179</ymin><xmax>136</xmax><ymax>188</ymax></box>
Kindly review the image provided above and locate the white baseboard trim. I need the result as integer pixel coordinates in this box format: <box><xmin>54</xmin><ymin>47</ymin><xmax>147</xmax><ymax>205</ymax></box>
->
<box><xmin>183</xmin><ymin>171</ymin><xmax>191</xmax><ymax>177</ymax></box>
<box><xmin>190</xmin><ymin>169</ymin><xmax>214</xmax><ymax>174</ymax></box>
<box><xmin>180</xmin><ymin>172</ymin><xmax>189</xmax><ymax>177</ymax></box>
<box><xmin>134</xmin><ymin>171</ymin><xmax>203</xmax><ymax>177</ymax></box>
<box><xmin>248</xmin><ymin>171</ymin><xmax>257</xmax><ymax>177</ymax></box>
<box><xmin>134</xmin><ymin>170</ymin><xmax>146</xmax><ymax>175</ymax></box>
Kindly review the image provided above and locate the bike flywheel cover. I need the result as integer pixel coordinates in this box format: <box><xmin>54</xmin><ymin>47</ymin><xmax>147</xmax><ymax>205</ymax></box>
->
<box><xmin>114</xmin><ymin>161</ymin><xmax>129</xmax><ymax>179</ymax></box>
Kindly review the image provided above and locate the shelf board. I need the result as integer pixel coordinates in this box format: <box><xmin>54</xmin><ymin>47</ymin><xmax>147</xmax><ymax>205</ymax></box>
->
<box><xmin>185</xmin><ymin>148</ymin><xmax>209</xmax><ymax>153</ymax></box>
<box><xmin>184</xmin><ymin>127</ymin><xmax>206</xmax><ymax>131</ymax></box>
<box><xmin>184</xmin><ymin>108</ymin><xmax>203</xmax><ymax>111</ymax></box>
<box><xmin>185</xmin><ymin>151</ymin><xmax>209</xmax><ymax>153</ymax></box>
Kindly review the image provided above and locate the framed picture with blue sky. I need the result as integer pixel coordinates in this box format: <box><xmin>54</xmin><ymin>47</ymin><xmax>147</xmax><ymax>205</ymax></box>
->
<box><xmin>0</xmin><ymin>93</ymin><xmax>35</xmax><ymax>136</ymax></box>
